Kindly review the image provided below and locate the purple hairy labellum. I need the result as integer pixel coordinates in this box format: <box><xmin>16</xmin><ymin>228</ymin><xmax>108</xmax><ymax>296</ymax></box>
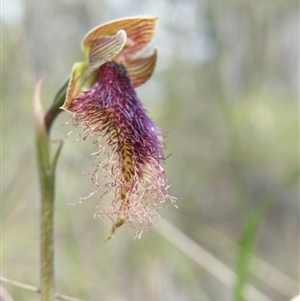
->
<box><xmin>61</xmin><ymin>17</ymin><xmax>176</xmax><ymax>240</ymax></box>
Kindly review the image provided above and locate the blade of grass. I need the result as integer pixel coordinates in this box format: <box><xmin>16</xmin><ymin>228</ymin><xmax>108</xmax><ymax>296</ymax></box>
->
<box><xmin>158</xmin><ymin>220</ymin><xmax>273</xmax><ymax>301</ymax></box>
<box><xmin>234</xmin><ymin>168</ymin><xmax>300</xmax><ymax>301</ymax></box>
<box><xmin>0</xmin><ymin>276</ymin><xmax>89</xmax><ymax>301</ymax></box>
<box><xmin>189</xmin><ymin>219</ymin><xmax>298</xmax><ymax>297</ymax></box>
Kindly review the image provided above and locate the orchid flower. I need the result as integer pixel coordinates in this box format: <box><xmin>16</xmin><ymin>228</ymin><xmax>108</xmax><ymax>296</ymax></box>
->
<box><xmin>61</xmin><ymin>16</ymin><xmax>175</xmax><ymax>240</ymax></box>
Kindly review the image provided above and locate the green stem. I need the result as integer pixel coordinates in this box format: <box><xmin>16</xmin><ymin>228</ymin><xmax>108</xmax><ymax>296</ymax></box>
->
<box><xmin>40</xmin><ymin>177</ymin><xmax>55</xmax><ymax>301</ymax></box>
<box><xmin>34</xmin><ymin>78</ymin><xmax>65</xmax><ymax>301</ymax></box>
<box><xmin>39</xmin><ymin>139</ymin><xmax>63</xmax><ymax>300</ymax></box>
<box><xmin>36</xmin><ymin>127</ymin><xmax>55</xmax><ymax>301</ymax></box>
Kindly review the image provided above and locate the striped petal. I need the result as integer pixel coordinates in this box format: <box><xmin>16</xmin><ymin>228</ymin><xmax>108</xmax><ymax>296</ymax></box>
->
<box><xmin>124</xmin><ymin>48</ymin><xmax>157</xmax><ymax>88</ymax></box>
<box><xmin>83</xmin><ymin>16</ymin><xmax>157</xmax><ymax>60</ymax></box>
<box><xmin>86</xmin><ymin>30</ymin><xmax>127</xmax><ymax>74</ymax></box>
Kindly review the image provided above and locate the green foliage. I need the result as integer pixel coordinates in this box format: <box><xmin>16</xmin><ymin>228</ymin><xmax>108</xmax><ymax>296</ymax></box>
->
<box><xmin>234</xmin><ymin>169</ymin><xmax>300</xmax><ymax>301</ymax></box>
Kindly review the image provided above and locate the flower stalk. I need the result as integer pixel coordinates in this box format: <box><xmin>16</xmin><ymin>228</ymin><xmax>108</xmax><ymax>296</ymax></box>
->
<box><xmin>34</xmin><ymin>78</ymin><xmax>64</xmax><ymax>301</ymax></box>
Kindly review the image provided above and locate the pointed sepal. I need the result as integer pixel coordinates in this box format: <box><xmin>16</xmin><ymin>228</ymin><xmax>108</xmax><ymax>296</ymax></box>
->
<box><xmin>61</xmin><ymin>62</ymin><xmax>91</xmax><ymax>112</ymax></box>
<box><xmin>125</xmin><ymin>48</ymin><xmax>157</xmax><ymax>87</ymax></box>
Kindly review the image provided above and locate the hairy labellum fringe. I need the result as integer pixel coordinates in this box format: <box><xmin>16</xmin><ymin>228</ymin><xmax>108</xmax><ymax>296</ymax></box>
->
<box><xmin>67</xmin><ymin>61</ymin><xmax>176</xmax><ymax>236</ymax></box>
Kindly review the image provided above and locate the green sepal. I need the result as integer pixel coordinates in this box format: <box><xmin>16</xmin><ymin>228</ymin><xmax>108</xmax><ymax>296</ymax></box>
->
<box><xmin>61</xmin><ymin>61</ymin><xmax>95</xmax><ymax>112</ymax></box>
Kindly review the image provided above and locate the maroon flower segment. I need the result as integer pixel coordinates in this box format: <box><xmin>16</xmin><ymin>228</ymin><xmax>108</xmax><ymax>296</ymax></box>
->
<box><xmin>68</xmin><ymin>61</ymin><xmax>173</xmax><ymax>237</ymax></box>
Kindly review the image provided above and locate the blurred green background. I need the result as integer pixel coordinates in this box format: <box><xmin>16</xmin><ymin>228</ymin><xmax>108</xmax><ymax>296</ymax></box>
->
<box><xmin>2</xmin><ymin>0</ymin><xmax>299</xmax><ymax>300</ymax></box>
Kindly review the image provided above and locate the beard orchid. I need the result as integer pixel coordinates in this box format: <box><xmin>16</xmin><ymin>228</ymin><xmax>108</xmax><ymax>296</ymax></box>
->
<box><xmin>61</xmin><ymin>16</ymin><xmax>175</xmax><ymax>240</ymax></box>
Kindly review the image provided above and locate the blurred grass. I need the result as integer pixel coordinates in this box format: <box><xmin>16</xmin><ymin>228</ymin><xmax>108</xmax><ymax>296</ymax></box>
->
<box><xmin>234</xmin><ymin>168</ymin><xmax>300</xmax><ymax>301</ymax></box>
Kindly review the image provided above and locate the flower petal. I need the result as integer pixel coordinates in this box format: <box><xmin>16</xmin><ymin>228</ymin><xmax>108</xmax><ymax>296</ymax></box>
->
<box><xmin>61</xmin><ymin>61</ymin><xmax>90</xmax><ymax>112</ymax></box>
<box><xmin>83</xmin><ymin>16</ymin><xmax>158</xmax><ymax>60</ymax></box>
<box><xmin>86</xmin><ymin>30</ymin><xmax>127</xmax><ymax>75</ymax></box>
<box><xmin>124</xmin><ymin>48</ymin><xmax>157</xmax><ymax>88</ymax></box>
